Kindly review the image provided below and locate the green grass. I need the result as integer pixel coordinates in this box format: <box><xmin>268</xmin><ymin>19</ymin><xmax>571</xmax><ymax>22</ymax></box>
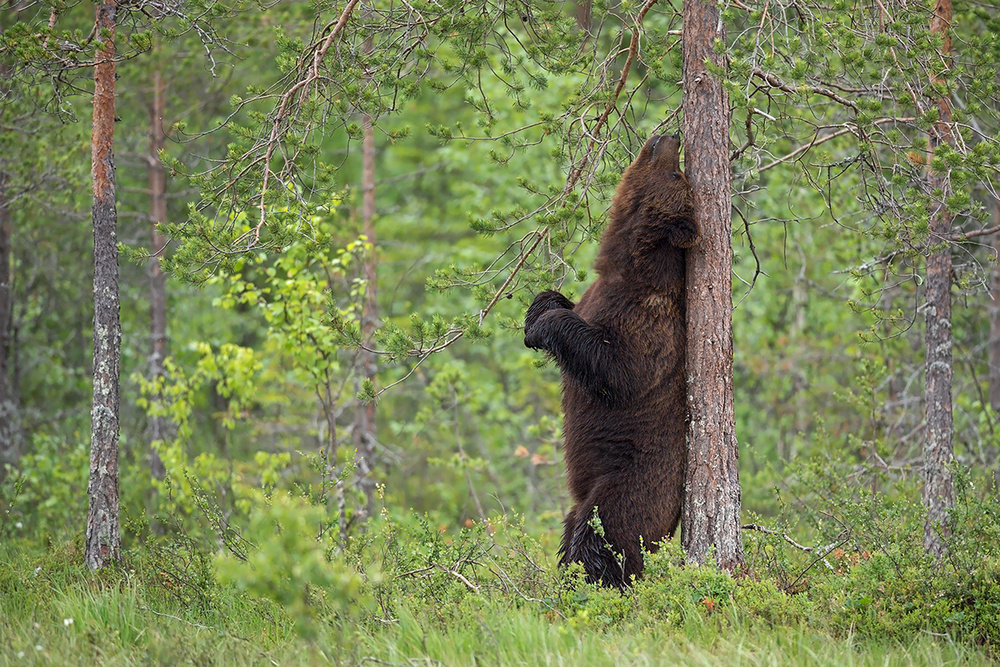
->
<box><xmin>1</xmin><ymin>588</ymin><xmax>993</xmax><ymax>666</ymax></box>
<box><xmin>360</xmin><ymin>603</ymin><xmax>989</xmax><ymax>667</ymax></box>
<box><xmin>4</xmin><ymin>485</ymin><xmax>999</xmax><ymax>667</ymax></box>
<box><xmin>1</xmin><ymin>538</ymin><xmax>996</xmax><ymax>667</ymax></box>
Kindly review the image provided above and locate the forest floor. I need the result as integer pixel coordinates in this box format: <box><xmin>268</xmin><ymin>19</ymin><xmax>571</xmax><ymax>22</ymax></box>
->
<box><xmin>2</xmin><ymin>532</ymin><xmax>997</xmax><ymax>667</ymax></box>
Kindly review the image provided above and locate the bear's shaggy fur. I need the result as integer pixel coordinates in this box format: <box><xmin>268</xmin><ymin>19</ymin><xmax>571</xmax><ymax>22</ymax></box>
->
<box><xmin>525</xmin><ymin>134</ymin><xmax>699</xmax><ymax>587</ymax></box>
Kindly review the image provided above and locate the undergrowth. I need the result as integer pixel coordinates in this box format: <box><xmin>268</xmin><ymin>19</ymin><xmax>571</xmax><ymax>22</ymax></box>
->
<box><xmin>2</xmin><ymin>455</ymin><xmax>999</xmax><ymax>666</ymax></box>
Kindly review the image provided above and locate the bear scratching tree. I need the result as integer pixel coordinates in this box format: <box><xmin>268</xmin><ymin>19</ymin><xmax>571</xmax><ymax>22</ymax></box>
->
<box><xmin>525</xmin><ymin>135</ymin><xmax>699</xmax><ymax>587</ymax></box>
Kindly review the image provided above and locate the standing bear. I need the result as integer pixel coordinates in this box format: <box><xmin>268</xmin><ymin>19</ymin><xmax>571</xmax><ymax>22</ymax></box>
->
<box><xmin>525</xmin><ymin>134</ymin><xmax>699</xmax><ymax>588</ymax></box>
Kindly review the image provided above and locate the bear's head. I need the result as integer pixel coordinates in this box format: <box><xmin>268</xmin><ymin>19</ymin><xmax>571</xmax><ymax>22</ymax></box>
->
<box><xmin>594</xmin><ymin>134</ymin><xmax>696</xmax><ymax>279</ymax></box>
<box><xmin>611</xmin><ymin>134</ymin><xmax>691</xmax><ymax>224</ymax></box>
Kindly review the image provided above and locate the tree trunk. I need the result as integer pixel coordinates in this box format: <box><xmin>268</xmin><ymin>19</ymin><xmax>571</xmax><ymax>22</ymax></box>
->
<box><xmin>0</xmin><ymin>148</ymin><xmax>16</xmax><ymax>477</ymax></box>
<box><xmin>680</xmin><ymin>0</ymin><xmax>744</xmax><ymax>571</ymax></box>
<box><xmin>354</xmin><ymin>110</ymin><xmax>378</xmax><ymax>518</ymax></box>
<box><xmin>576</xmin><ymin>0</ymin><xmax>592</xmax><ymax>34</ymax></box>
<box><xmin>148</xmin><ymin>68</ymin><xmax>168</xmax><ymax>481</ymax></box>
<box><xmin>988</xmin><ymin>201</ymin><xmax>1000</xmax><ymax>412</ymax></box>
<box><xmin>85</xmin><ymin>0</ymin><xmax>122</xmax><ymax>570</ymax></box>
<box><xmin>0</xmin><ymin>52</ymin><xmax>18</xmax><ymax>478</ymax></box>
<box><xmin>922</xmin><ymin>0</ymin><xmax>955</xmax><ymax>559</ymax></box>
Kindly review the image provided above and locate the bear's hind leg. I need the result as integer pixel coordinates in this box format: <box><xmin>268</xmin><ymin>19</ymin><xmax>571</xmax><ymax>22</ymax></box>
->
<box><xmin>558</xmin><ymin>504</ymin><xmax>627</xmax><ymax>588</ymax></box>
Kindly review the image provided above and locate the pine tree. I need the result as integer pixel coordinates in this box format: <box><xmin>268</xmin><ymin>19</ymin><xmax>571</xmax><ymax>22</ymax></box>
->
<box><xmin>85</xmin><ymin>0</ymin><xmax>122</xmax><ymax>570</ymax></box>
<box><xmin>681</xmin><ymin>0</ymin><xmax>744</xmax><ymax>570</ymax></box>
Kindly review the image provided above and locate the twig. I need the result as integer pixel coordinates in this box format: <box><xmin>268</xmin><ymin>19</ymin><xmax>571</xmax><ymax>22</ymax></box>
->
<box><xmin>41</xmin><ymin>8</ymin><xmax>58</xmax><ymax>50</ymax></box>
<box><xmin>741</xmin><ymin>523</ymin><xmax>825</xmax><ymax>553</ymax></box>
<box><xmin>436</xmin><ymin>563</ymin><xmax>480</xmax><ymax>592</ymax></box>
<box><xmin>951</xmin><ymin>223</ymin><xmax>1000</xmax><ymax>242</ymax></box>
<box><xmin>758</xmin><ymin>117</ymin><xmax>913</xmax><ymax>173</ymax></box>
<box><xmin>564</xmin><ymin>0</ymin><xmax>660</xmax><ymax>193</ymax></box>
<box><xmin>751</xmin><ymin>67</ymin><xmax>858</xmax><ymax>111</ymax></box>
<box><xmin>783</xmin><ymin>528</ymin><xmax>851</xmax><ymax>592</ymax></box>
<box><xmin>475</xmin><ymin>229</ymin><xmax>547</xmax><ymax>328</ymax></box>
<box><xmin>733</xmin><ymin>204</ymin><xmax>763</xmax><ymax>307</ymax></box>
<box><xmin>256</xmin><ymin>0</ymin><xmax>362</xmax><ymax>241</ymax></box>
<box><xmin>370</xmin><ymin>229</ymin><xmax>548</xmax><ymax>399</ymax></box>
<box><xmin>395</xmin><ymin>562</ymin><xmax>480</xmax><ymax>591</ymax></box>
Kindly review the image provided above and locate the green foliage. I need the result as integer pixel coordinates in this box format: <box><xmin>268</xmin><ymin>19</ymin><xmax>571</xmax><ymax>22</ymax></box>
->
<box><xmin>1</xmin><ymin>434</ymin><xmax>90</xmax><ymax>545</ymax></box>
<box><xmin>214</xmin><ymin>490</ymin><xmax>364</xmax><ymax>636</ymax></box>
<box><xmin>3</xmin><ymin>482</ymin><xmax>1000</xmax><ymax>664</ymax></box>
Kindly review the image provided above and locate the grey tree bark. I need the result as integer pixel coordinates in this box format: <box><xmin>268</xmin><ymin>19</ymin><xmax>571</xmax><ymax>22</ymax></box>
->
<box><xmin>922</xmin><ymin>0</ymin><xmax>955</xmax><ymax>559</ymax></box>
<box><xmin>85</xmin><ymin>0</ymin><xmax>122</xmax><ymax>571</ymax></box>
<box><xmin>680</xmin><ymin>0</ymin><xmax>745</xmax><ymax>571</ymax></box>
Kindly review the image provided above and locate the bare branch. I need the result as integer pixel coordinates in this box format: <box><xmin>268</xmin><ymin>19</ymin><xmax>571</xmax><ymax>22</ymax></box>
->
<box><xmin>952</xmin><ymin>223</ymin><xmax>1000</xmax><ymax>242</ymax></box>
<box><xmin>758</xmin><ymin>117</ymin><xmax>915</xmax><ymax>173</ymax></box>
<box><xmin>751</xmin><ymin>67</ymin><xmax>858</xmax><ymax>111</ymax></box>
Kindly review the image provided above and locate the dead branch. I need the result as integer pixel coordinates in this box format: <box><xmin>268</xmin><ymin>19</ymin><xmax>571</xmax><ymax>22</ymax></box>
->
<box><xmin>758</xmin><ymin>117</ymin><xmax>914</xmax><ymax>173</ymax></box>
<box><xmin>751</xmin><ymin>67</ymin><xmax>858</xmax><ymax>111</ymax></box>
<box><xmin>952</xmin><ymin>223</ymin><xmax>1000</xmax><ymax>242</ymax></box>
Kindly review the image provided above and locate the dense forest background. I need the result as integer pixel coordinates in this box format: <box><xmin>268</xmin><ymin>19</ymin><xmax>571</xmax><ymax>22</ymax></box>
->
<box><xmin>2</xmin><ymin>0</ymin><xmax>1000</xmax><ymax>663</ymax></box>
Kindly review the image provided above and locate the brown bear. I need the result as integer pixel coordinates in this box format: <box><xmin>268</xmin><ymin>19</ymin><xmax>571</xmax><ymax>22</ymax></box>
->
<box><xmin>524</xmin><ymin>134</ymin><xmax>698</xmax><ymax>588</ymax></box>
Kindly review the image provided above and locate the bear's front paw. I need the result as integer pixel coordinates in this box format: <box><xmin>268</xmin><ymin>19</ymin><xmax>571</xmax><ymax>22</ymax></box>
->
<box><xmin>524</xmin><ymin>312</ymin><xmax>554</xmax><ymax>350</ymax></box>
<box><xmin>525</xmin><ymin>290</ymin><xmax>574</xmax><ymax>338</ymax></box>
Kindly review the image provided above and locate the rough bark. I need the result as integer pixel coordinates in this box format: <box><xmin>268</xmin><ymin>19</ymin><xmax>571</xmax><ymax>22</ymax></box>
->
<box><xmin>680</xmin><ymin>0</ymin><xmax>744</xmax><ymax>571</ymax></box>
<box><xmin>354</xmin><ymin>110</ymin><xmax>378</xmax><ymax>518</ymax></box>
<box><xmin>148</xmin><ymin>68</ymin><xmax>168</xmax><ymax>481</ymax></box>
<box><xmin>922</xmin><ymin>0</ymin><xmax>955</xmax><ymax>559</ymax></box>
<box><xmin>85</xmin><ymin>0</ymin><xmax>122</xmax><ymax>570</ymax></box>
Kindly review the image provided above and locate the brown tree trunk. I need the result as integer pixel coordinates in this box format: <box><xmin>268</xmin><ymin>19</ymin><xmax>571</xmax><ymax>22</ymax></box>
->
<box><xmin>354</xmin><ymin>109</ymin><xmax>378</xmax><ymax>518</ymax></box>
<box><xmin>922</xmin><ymin>0</ymin><xmax>955</xmax><ymax>559</ymax></box>
<box><xmin>680</xmin><ymin>0</ymin><xmax>744</xmax><ymax>571</ymax></box>
<box><xmin>85</xmin><ymin>0</ymin><xmax>122</xmax><ymax>570</ymax></box>
<box><xmin>576</xmin><ymin>0</ymin><xmax>592</xmax><ymax>34</ymax></box>
<box><xmin>148</xmin><ymin>68</ymin><xmax>168</xmax><ymax>481</ymax></box>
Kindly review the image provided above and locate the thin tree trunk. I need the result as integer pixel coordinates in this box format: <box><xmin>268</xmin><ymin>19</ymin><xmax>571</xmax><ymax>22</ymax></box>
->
<box><xmin>0</xmin><ymin>150</ymin><xmax>16</xmax><ymax>477</ymax></box>
<box><xmin>148</xmin><ymin>68</ymin><xmax>168</xmax><ymax>481</ymax></box>
<box><xmin>319</xmin><ymin>380</ymin><xmax>346</xmax><ymax>547</ymax></box>
<box><xmin>680</xmin><ymin>0</ymin><xmax>744</xmax><ymax>571</ymax></box>
<box><xmin>85</xmin><ymin>0</ymin><xmax>122</xmax><ymax>570</ymax></box>
<box><xmin>355</xmin><ymin>110</ymin><xmax>378</xmax><ymax>518</ymax></box>
<box><xmin>988</xmin><ymin>201</ymin><xmax>1000</xmax><ymax>412</ymax></box>
<box><xmin>576</xmin><ymin>0</ymin><xmax>592</xmax><ymax>34</ymax></box>
<box><xmin>923</xmin><ymin>0</ymin><xmax>955</xmax><ymax>559</ymax></box>
<box><xmin>0</xmin><ymin>51</ymin><xmax>18</xmax><ymax>477</ymax></box>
